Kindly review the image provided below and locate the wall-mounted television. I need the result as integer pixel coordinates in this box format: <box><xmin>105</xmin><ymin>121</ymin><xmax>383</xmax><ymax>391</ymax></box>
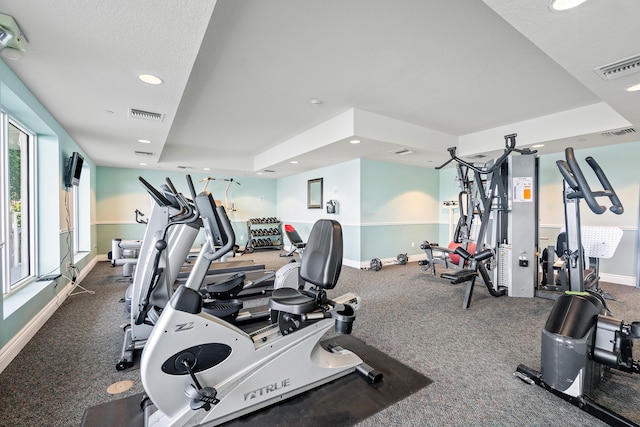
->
<box><xmin>64</xmin><ymin>151</ymin><xmax>84</xmax><ymax>187</ymax></box>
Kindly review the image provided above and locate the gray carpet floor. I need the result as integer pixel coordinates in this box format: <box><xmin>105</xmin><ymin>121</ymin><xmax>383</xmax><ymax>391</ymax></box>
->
<box><xmin>0</xmin><ymin>249</ymin><xmax>638</xmax><ymax>426</ymax></box>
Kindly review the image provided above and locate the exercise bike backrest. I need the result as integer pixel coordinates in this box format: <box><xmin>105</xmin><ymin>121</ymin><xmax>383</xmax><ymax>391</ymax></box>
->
<box><xmin>556</xmin><ymin>147</ymin><xmax>623</xmax><ymax>216</ymax></box>
<box><xmin>299</xmin><ymin>219</ymin><xmax>343</xmax><ymax>289</ymax></box>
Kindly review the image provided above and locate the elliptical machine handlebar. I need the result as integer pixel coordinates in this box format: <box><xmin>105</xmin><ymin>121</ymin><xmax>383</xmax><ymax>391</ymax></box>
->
<box><xmin>435</xmin><ymin>133</ymin><xmax>536</xmax><ymax>172</ymax></box>
<box><xmin>557</xmin><ymin>147</ymin><xmax>624</xmax><ymax>215</ymax></box>
<box><xmin>139</xmin><ymin>176</ymin><xmax>173</xmax><ymax>207</ymax></box>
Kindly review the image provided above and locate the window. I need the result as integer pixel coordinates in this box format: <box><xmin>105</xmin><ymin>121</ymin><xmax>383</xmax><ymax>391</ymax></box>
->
<box><xmin>2</xmin><ymin>117</ymin><xmax>36</xmax><ymax>293</ymax></box>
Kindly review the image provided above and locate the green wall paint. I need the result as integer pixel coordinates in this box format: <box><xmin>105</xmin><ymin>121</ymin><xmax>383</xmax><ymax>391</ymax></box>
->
<box><xmin>361</xmin><ymin>223</ymin><xmax>439</xmax><ymax>261</ymax></box>
<box><xmin>96</xmin><ymin>167</ymin><xmax>278</xmax><ymax>252</ymax></box>
<box><xmin>361</xmin><ymin>159</ymin><xmax>439</xmax><ymax>224</ymax></box>
<box><xmin>1</xmin><ymin>60</ymin><xmax>96</xmax><ymax>352</ymax></box>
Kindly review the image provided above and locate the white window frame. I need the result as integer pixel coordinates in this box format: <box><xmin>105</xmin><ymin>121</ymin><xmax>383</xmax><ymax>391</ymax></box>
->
<box><xmin>1</xmin><ymin>114</ymin><xmax>37</xmax><ymax>294</ymax></box>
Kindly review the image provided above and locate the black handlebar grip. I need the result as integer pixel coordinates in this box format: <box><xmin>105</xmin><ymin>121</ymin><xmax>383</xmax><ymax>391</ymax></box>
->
<box><xmin>585</xmin><ymin>156</ymin><xmax>624</xmax><ymax>215</ymax></box>
<box><xmin>138</xmin><ymin>176</ymin><xmax>172</xmax><ymax>207</ymax></box>
<box><xmin>185</xmin><ymin>174</ymin><xmax>198</xmax><ymax>201</ymax></box>
<box><xmin>564</xmin><ymin>147</ymin><xmax>606</xmax><ymax>215</ymax></box>
<box><xmin>556</xmin><ymin>160</ymin><xmax>579</xmax><ymax>191</ymax></box>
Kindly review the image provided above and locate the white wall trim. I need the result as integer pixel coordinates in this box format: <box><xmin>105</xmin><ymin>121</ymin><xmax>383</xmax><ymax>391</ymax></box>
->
<box><xmin>361</xmin><ymin>221</ymin><xmax>440</xmax><ymax>227</ymax></box>
<box><xmin>600</xmin><ymin>273</ymin><xmax>636</xmax><ymax>287</ymax></box>
<box><xmin>540</xmin><ymin>223</ymin><xmax>638</xmax><ymax>231</ymax></box>
<box><xmin>0</xmin><ymin>256</ymin><xmax>98</xmax><ymax>374</ymax></box>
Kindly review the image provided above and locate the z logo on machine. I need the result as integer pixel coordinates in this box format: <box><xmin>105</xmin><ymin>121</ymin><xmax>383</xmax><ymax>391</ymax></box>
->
<box><xmin>174</xmin><ymin>322</ymin><xmax>194</xmax><ymax>332</ymax></box>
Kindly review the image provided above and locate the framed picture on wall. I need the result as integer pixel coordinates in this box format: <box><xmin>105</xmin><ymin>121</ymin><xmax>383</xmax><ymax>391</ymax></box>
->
<box><xmin>307</xmin><ymin>178</ymin><xmax>323</xmax><ymax>209</ymax></box>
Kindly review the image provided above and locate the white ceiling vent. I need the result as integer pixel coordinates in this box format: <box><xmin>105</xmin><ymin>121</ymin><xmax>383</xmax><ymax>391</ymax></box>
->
<box><xmin>130</xmin><ymin>108</ymin><xmax>164</xmax><ymax>121</ymax></box>
<box><xmin>594</xmin><ymin>54</ymin><xmax>640</xmax><ymax>80</ymax></box>
<box><xmin>390</xmin><ymin>148</ymin><xmax>414</xmax><ymax>156</ymax></box>
<box><xmin>134</xmin><ymin>150</ymin><xmax>155</xmax><ymax>157</ymax></box>
<box><xmin>177</xmin><ymin>165</ymin><xmax>192</xmax><ymax>169</ymax></box>
<box><xmin>262</xmin><ymin>169</ymin><xmax>276</xmax><ymax>173</ymax></box>
<box><xmin>601</xmin><ymin>127</ymin><xmax>636</xmax><ymax>137</ymax></box>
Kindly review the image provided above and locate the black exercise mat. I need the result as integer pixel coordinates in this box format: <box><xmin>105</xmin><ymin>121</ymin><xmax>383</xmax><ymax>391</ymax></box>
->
<box><xmin>82</xmin><ymin>335</ymin><xmax>432</xmax><ymax>427</ymax></box>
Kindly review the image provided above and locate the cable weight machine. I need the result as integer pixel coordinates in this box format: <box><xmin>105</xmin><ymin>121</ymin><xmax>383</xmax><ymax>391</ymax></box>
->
<box><xmin>422</xmin><ymin>134</ymin><xmax>539</xmax><ymax>308</ymax></box>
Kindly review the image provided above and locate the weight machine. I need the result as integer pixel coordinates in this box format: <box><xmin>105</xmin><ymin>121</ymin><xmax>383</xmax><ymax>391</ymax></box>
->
<box><xmin>420</xmin><ymin>134</ymin><xmax>539</xmax><ymax>308</ymax></box>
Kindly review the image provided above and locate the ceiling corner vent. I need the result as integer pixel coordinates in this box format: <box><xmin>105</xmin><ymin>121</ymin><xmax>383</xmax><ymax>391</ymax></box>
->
<box><xmin>130</xmin><ymin>108</ymin><xmax>164</xmax><ymax>121</ymax></box>
<box><xmin>134</xmin><ymin>150</ymin><xmax>155</xmax><ymax>157</ymax></box>
<box><xmin>601</xmin><ymin>127</ymin><xmax>636</xmax><ymax>137</ymax></box>
<box><xmin>390</xmin><ymin>148</ymin><xmax>414</xmax><ymax>156</ymax></box>
<box><xmin>594</xmin><ymin>54</ymin><xmax>640</xmax><ymax>80</ymax></box>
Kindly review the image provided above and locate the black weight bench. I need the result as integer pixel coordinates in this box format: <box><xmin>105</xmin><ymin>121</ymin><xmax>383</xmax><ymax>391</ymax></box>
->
<box><xmin>441</xmin><ymin>268</ymin><xmax>479</xmax><ymax>310</ymax></box>
<box><xmin>440</xmin><ymin>247</ymin><xmax>500</xmax><ymax>309</ymax></box>
<box><xmin>441</xmin><ymin>269</ymin><xmax>478</xmax><ymax>284</ymax></box>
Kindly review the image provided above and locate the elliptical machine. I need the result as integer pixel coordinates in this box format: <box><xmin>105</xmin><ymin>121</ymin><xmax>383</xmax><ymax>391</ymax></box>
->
<box><xmin>139</xmin><ymin>181</ymin><xmax>381</xmax><ymax>426</ymax></box>
<box><xmin>515</xmin><ymin>147</ymin><xmax>639</xmax><ymax>426</ymax></box>
<box><xmin>118</xmin><ymin>176</ymin><xmax>299</xmax><ymax>370</ymax></box>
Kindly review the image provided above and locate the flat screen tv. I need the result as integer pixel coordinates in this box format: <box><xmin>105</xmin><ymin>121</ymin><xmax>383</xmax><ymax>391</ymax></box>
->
<box><xmin>64</xmin><ymin>151</ymin><xmax>84</xmax><ymax>187</ymax></box>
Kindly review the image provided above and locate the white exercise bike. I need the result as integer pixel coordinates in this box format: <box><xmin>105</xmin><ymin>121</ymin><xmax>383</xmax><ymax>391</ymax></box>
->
<box><xmin>139</xmin><ymin>188</ymin><xmax>381</xmax><ymax>426</ymax></box>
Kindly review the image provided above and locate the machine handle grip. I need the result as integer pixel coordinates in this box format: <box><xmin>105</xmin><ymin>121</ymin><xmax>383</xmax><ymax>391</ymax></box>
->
<box><xmin>585</xmin><ymin>156</ymin><xmax>624</xmax><ymax>215</ymax></box>
<box><xmin>564</xmin><ymin>147</ymin><xmax>606</xmax><ymax>215</ymax></box>
<box><xmin>555</xmin><ymin>160</ymin><xmax>579</xmax><ymax>191</ymax></box>
<box><xmin>138</xmin><ymin>176</ymin><xmax>172</xmax><ymax>207</ymax></box>
<box><xmin>213</xmin><ymin>206</ymin><xmax>236</xmax><ymax>260</ymax></box>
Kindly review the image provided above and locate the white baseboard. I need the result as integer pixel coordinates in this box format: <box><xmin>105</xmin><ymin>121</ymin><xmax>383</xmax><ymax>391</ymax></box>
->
<box><xmin>0</xmin><ymin>256</ymin><xmax>98</xmax><ymax>374</ymax></box>
<box><xmin>600</xmin><ymin>273</ymin><xmax>636</xmax><ymax>287</ymax></box>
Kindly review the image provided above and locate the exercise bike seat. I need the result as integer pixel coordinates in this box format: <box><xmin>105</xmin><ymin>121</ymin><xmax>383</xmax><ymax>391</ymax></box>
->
<box><xmin>268</xmin><ymin>287</ymin><xmax>317</xmax><ymax>314</ymax></box>
<box><xmin>270</xmin><ymin>219</ymin><xmax>343</xmax><ymax>315</ymax></box>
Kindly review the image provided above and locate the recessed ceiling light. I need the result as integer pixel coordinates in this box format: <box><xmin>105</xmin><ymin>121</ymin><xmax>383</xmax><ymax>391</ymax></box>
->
<box><xmin>350</xmin><ymin>139</ymin><xmax>361</xmax><ymax>144</ymax></box>
<box><xmin>626</xmin><ymin>83</ymin><xmax>640</xmax><ymax>92</ymax></box>
<box><xmin>138</xmin><ymin>74</ymin><xmax>163</xmax><ymax>85</ymax></box>
<box><xmin>549</xmin><ymin>0</ymin><xmax>588</xmax><ymax>11</ymax></box>
<box><xmin>138</xmin><ymin>139</ymin><xmax>151</xmax><ymax>144</ymax></box>
<box><xmin>310</xmin><ymin>99</ymin><xmax>322</xmax><ymax>107</ymax></box>
<box><xmin>257</xmin><ymin>172</ymin><xmax>263</xmax><ymax>175</ymax></box>
<box><xmin>290</xmin><ymin>160</ymin><xmax>299</xmax><ymax>164</ymax></box>
<box><xmin>532</xmin><ymin>144</ymin><xmax>545</xmax><ymax>148</ymax></box>
<box><xmin>139</xmin><ymin>162</ymin><xmax>147</xmax><ymax>166</ymax></box>
<box><xmin>203</xmin><ymin>167</ymin><xmax>210</xmax><ymax>171</ymax></box>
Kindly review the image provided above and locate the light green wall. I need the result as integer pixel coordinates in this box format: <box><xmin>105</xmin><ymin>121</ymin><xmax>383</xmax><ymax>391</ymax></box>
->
<box><xmin>360</xmin><ymin>159</ymin><xmax>440</xmax><ymax>261</ymax></box>
<box><xmin>96</xmin><ymin>167</ymin><xmax>277</xmax><ymax>253</ymax></box>
<box><xmin>0</xmin><ymin>60</ymin><xmax>97</xmax><ymax>351</ymax></box>
<box><xmin>277</xmin><ymin>159</ymin><xmax>361</xmax><ymax>262</ymax></box>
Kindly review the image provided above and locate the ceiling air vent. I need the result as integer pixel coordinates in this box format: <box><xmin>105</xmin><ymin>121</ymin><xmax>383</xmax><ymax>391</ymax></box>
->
<box><xmin>262</xmin><ymin>169</ymin><xmax>276</xmax><ymax>173</ymax></box>
<box><xmin>468</xmin><ymin>154</ymin><xmax>486</xmax><ymax>159</ymax></box>
<box><xmin>390</xmin><ymin>148</ymin><xmax>414</xmax><ymax>156</ymax></box>
<box><xmin>594</xmin><ymin>54</ymin><xmax>640</xmax><ymax>80</ymax></box>
<box><xmin>130</xmin><ymin>108</ymin><xmax>164</xmax><ymax>121</ymax></box>
<box><xmin>134</xmin><ymin>150</ymin><xmax>155</xmax><ymax>157</ymax></box>
<box><xmin>601</xmin><ymin>127</ymin><xmax>636</xmax><ymax>137</ymax></box>
<box><xmin>177</xmin><ymin>165</ymin><xmax>192</xmax><ymax>170</ymax></box>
